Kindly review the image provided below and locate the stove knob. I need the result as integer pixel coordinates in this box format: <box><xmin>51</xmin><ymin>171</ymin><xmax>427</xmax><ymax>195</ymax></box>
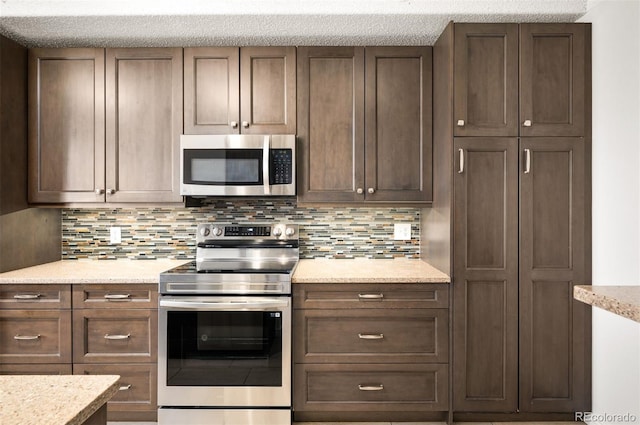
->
<box><xmin>272</xmin><ymin>227</ymin><xmax>283</xmax><ymax>237</ymax></box>
<box><xmin>212</xmin><ymin>226</ymin><xmax>223</xmax><ymax>236</ymax></box>
<box><xmin>285</xmin><ymin>227</ymin><xmax>296</xmax><ymax>236</ymax></box>
<box><xmin>200</xmin><ymin>227</ymin><xmax>210</xmax><ymax>237</ymax></box>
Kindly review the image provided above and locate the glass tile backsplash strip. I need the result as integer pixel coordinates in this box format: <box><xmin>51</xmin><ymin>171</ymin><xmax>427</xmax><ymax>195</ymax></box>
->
<box><xmin>61</xmin><ymin>200</ymin><xmax>420</xmax><ymax>260</ymax></box>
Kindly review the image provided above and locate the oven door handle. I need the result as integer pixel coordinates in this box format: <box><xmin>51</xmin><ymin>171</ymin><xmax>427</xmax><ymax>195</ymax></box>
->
<box><xmin>263</xmin><ymin>135</ymin><xmax>271</xmax><ymax>195</ymax></box>
<box><xmin>159</xmin><ymin>298</ymin><xmax>289</xmax><ymax>311</ymax></box>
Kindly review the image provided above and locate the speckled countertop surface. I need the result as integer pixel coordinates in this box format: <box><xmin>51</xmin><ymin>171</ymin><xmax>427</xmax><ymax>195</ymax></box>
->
<box><xmin>0</xmin><ymin>374</ymin><xmax>119</xmax><ymax>425</ymax></box>
<box><xmin>574</xmin><ymin>285</ymin><xmax>640</xmax><ymax>323</ymax></box>
<box><xmin>292</xmin><ymin>258</ymin><xmax>450</xmax><ymax>283</ymax></box>
<box><xmin>0</xmin><ymin>259</ymin><xmax>189</xmax><ymax>284</ymax></box>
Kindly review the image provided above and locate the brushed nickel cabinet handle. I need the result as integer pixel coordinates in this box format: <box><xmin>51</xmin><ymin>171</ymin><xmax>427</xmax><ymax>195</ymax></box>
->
<box><xmin>13</xmin><ymin>294</ymin><xmax>41</xmax><ymax>300</ymax></box>
<box><xmin>14</xmin><ymin>334</ymin><xmax>41</xmax><ymax>340</ymax></box>
<box><xmin>104</xmin><ymin>294</ymin><xmax>131</xmax><ymax>301</ymax></box>
<box><xmin>104</xmin><ymin>333</ymin><xmax>131</xmax><ymax>340</ymax></box>
<box><xmin>458</xmin><ymin>148</ymin><xmax>465</xmax><ymax>174</ymax></box>
<box><xmin>523</xmin><ymin>119</ymin><xmax>532</xmax><ymax>127</ymax></box>
<box><xmin>119</xmin><ymin>384</ymin><xmax>132</xmax><ymax>391</ymax></box>
<box><xmin>457</xmin><ymin>119</ymin><xmax>465</xmax><ymax>127</ymax></box>
<box><xmin>358</xmin><ymin>333</ymin><xmax>384</xmax><ymax>340</ymax></box>
<box><xmin>358</xmin><ymin>293</ymin><xmax>384</xmax><ymax>300</ymax></box>
<box><xmin>524</xmin><ymin>149</ymin><xmax>531</xmax><ymax>174</ymax></box>
<box><xmin>358</xmin><ymin>384</ymin><xmax>384</xmax><ymax>391</ymax></box>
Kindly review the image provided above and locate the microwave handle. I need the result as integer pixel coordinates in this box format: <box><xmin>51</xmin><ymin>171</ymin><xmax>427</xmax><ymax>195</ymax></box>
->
<box><xmin>263</xmin><ymin>135</ymin><xmax>271</xmax><ymax>195</ymax></box>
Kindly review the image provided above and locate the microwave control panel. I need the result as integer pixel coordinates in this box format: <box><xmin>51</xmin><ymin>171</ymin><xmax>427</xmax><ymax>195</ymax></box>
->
<box><xmin>270</xmin><ymin>149</ymin><xmax>293</xmax><ymax>185</ymax></box>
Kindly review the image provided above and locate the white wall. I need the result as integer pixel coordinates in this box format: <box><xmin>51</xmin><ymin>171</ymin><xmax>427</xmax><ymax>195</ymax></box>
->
<box><xmin>579</xmin><ymin>1</ymin><xmax>640</xmax><ymax>424</ymax></box>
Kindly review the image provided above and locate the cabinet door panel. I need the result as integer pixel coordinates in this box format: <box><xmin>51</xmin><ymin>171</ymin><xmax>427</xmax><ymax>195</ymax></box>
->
<box><xmin>297</xmin><ymin>47</ymin><xmax>365</xmax><ymax>202</ymax></box>
<box><xmin>240</xmin><ymin>47</ymin><xmax>296</xmax><ymax>134</ymax></box>
<box><xmin>184</xmin><ymin>47</ymin><xmax>240</xmax><ymax>134</ymax></box>
<box><xmin>519</xmin><ymin>137</ymin><xmax>588</xmax><ymax>412</ymax></box>
<box><xmin>520</xmin><ymin>24</ymin><xmax>587</xmax><ymax>136</ymax></box>
<box><xmin>365</xmin><ymin>47</ymin><xmax>432</xmax><ymax>202</ymax></box>
<box><xmin>28</xmin><ymin>48</ymin><xmax>105</xmax><ymax>203</ymax></box>
<box><xmin>105</xmin><ymin>48</ymin><xmax>183</xmax><ymax>202</ymax></box>
<box><xmin>452</xmin><ymin>137</ymin><xmax>518</xmax><ymax>412</ymax></box>
<box><xmin>453</xmin><ymin>24</ymin><xmax>519</xmax><ymax>137</ymax></box>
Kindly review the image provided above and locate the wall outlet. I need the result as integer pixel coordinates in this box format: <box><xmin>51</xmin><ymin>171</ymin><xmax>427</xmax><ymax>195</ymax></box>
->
<box><xmin>110</xmin><ymin>227</ymin><xmax>122</xmax><ymax>244</ymax></box>
<box><xmin>393</xmin><ymin>223</ymin><xmax>412</xmax><ymax>241</ymax></box>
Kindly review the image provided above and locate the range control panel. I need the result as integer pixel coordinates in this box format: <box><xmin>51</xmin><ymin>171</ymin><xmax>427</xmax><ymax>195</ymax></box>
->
<box><xmin>196</xmin><ymin>223</ymin><xmax>298</xmax><ymax>243</ymax></box>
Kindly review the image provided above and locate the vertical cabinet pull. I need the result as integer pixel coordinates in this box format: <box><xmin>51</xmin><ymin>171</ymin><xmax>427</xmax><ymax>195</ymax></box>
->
<box><xmin>524</xmin><ymin>149</ymin><xmax>531</xmax><ymax>174</ymax></box>
<box><xmin>458</xmin><ymin>148</ymin><xmax>465</xmax><ymax>174</ymax></box>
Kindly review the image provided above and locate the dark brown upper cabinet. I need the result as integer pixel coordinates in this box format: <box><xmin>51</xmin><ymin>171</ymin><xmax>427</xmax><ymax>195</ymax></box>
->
<box><xmin>29</xmin><ymin>48</ymin><xmax>183</xmax><ymax>204</ymax></box>
<box><xmin>297</xmin><ymin>46</ymin><xmax>432</xmax><ymax>204</ymax></box>
<box><xmin>184</xmin><ymin>47</ymin><xmax>296</xmax><ymax>135</ymax></box>
<box><xmin>520</xmin><ymin>24</ymin><xmax>587</xmax><ymax>137</ymax></box>
<box><xmin>454</xmin><ymin>24</ymin><xmax>519</xmax><ymax>137</ymax></box>
<box><xmin>105</xmin><ymin>48</ymin><xmax>183</xmax><ymax>203</ymax></box>
<box><xmin>28</xmin><ymin>48</ymin><xmax>105</xmax><ymax>203</ymax></box>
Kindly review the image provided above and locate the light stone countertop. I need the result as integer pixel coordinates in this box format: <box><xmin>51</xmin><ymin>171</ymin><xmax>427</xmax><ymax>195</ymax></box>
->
<box><xmin>574</xmin><ymin>285</ymin><xmax>640</xmax><ymax>323</ymax></box>
<box><xmin>0</xmin><ymin>259</ymin><xmax>189</xmax><ymax>284</ymax></box>
<box><xmin>292</xmin><ymin>258</ymin><xmax>450</xmax><ymax>284</ymax></box>
<box><xmin>0</xmin><ymin>374</ymin><xmax>119</xmax><ymax>425</ymax></box>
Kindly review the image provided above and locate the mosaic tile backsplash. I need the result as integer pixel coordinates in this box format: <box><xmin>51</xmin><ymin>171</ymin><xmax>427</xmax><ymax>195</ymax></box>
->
<box><xmin>62</xmin><ymin>200</ymin><xmax>420</xmax><ymax>260</ymax></box>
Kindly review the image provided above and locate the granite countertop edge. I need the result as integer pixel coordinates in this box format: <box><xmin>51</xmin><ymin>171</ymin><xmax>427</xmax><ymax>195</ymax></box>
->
<box><xmin>574</xmin><ymin>285</ymin><xmax>640</xmax><ymax>323</ymax></box>
<box><xmin>68</xmin><ymin>376</ymin><xmax>120</xmax><ymax>425</ymax></box>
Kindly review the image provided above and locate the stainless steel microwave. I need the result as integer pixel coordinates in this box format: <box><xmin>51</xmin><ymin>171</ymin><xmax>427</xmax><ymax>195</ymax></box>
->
<box><xmin>180</xmin><ymin>134</ymin><xmax>296</xmax><ymax>197</ymax></box>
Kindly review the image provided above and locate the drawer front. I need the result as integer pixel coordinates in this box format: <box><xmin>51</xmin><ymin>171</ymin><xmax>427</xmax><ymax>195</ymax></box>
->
<box><xmin>294</xmin><ymin>363</ymin><xmax>448</xmax><ymax>411</ymax></box>
<box><xmin>73</xmin><ymin>284</ymin><xmax>158</xmax><ymax>309</ymax></box>
<box><xmin>0</xmin><ymin>310</ymin><xmax>72</xmax><ymax>363</ymax></box>
<box><xmin>73</xmin><ymin>309</ymin><xmax>157</xmax><ymax>363</ymax></box>
<box><xmin>293</xmin><ymin>284</ymin><xmax>449</xmax><ymax>309</ymax></box>
<box><xmin>0</xmin><ymin>285</ymin><xmax>71</xmax><ymax>309</ymax></box>
<box><xmin>295</xmin><ymin>309</ymin><xmax>448</xmax><ymax>363</ymax></box>
<box><xmin>74</xmin><ymin>363</ymin><xmax>157</xmax><ymax>421</ymax></box>
<box><xmin>0</xmin><ymin>363</ymin><xmax>72</xmax><ymax>375</ymax></box>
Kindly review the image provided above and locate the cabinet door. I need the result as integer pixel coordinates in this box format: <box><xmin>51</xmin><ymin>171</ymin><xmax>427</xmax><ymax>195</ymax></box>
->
<box><xmin>105</xmin><ymin>48</ymin><xmax>183</xmax><ymax>202</ymax></box>
<box><xmin>184</xmin><ymin>47</ymin><xmax>240</xmax><ymax>135</ymax></box>
<box><xmin>452</xmin><ymin>137</ymin><xmax>519</xmax><ymax>412</ymax></box>
<box><xmin>28</xmin><ymin>48</ymin><xmax>105</xmax><ymax>203</ymax></box>
<box><xmin>365</xmin><ymin>47</ymin><xmax>432</xmax><ymax>202</ymax></box>
<box><xmin>453</xmin><ymin>24</ymin><xmax>519</xmax><ymax>137</ymax></box>
<box><xmin>519</xmin><ymin>137</ymin><xmax>588</xmax><ymax>412</ymax></box>
<box><xmin>520</xmin><ymin>24</ymin><xmax>587</xmax><ymax>137</ymax></box>
<box><xmin>240</xmin><ymin>47</ymin><xmax>296</xmax><ymax>134</ymax></box>
<box><xmin>297</xmin><ymin>47</ymin><xmax>365</xmax><ymax>202</ymax></box>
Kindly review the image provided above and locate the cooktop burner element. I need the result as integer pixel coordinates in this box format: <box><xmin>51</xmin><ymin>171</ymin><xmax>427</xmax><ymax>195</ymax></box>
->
<box><xmin>159</xmin><ymin>222</ymin><xmax>299</xmax><ymax>295</ymax></box>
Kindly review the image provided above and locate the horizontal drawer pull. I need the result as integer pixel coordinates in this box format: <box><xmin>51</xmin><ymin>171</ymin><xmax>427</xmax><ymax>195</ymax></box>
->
<box><xmin>14</xmin><ymin>334</ymin><xmax>41</xmax><ymax>340</ymax></box>
<box><xmin>358</xmin><ymin>384</ymin><xmax>384</xmax><ymax>391</ymax></box>
<box><xmin>119</xmin><ymin>384</ymin><xmax>132</xmax><ymax>391</ymax></box>
<box><xmin>358</xmin><ymin>293</ymin><xmax>384</xmax><ymax>300</ymax></box>
<box><xmin>104</xmin><ymin>333</ymin><xmax>131</xmax><ymax>340</ymax></box>
<box><xmin>13</xmin><ymin>294</ymin><xmax>42</xmax><ymax>300</ymax></box>
<box><xmin>358</xmin><ymin>333</ymin><xmax>384</xmax><ymax>340</ymax></box>
<box><xmin>104</xmin><ymin>294</ymin><xmax>131</xmax><ymax>301</ymax></box>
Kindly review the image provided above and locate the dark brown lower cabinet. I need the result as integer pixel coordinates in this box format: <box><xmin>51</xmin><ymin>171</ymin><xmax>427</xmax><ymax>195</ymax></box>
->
<box><xmin>293</xmin><ymin>283</ymin><xmax>449</xmax><ymax>422</ymax></box>
<box><xmin>453</xmin><ymin>137</ymin><xmax>590</xmax><ymax>414</ymax></box>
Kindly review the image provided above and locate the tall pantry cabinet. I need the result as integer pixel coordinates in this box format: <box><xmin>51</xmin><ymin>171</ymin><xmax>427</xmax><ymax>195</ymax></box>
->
<box><xmin>424</xmin><ymin>22</ymin><xmax>591</xmax><ymax>417</ymax></box>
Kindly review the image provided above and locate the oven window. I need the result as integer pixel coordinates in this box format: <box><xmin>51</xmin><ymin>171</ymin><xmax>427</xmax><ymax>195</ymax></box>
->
<box><xmin>184</xmin><ymin>149</ymin><xmax>263</xmax><ymax>185</ymax></box>
<box><xmin>166</xmin><ymin>310</ymin><xmax>282</xmax><ymax>387</ymax></box>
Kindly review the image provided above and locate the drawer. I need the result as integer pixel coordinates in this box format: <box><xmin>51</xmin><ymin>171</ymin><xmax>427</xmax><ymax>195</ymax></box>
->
<box><xmin>74</xmin><ymin>363</ymin><xmax>157</xmax><ymax>422</ymax></box>
<box><xmin>294</xmin><ymin>309</ymin><xmax>448</xmax><ymax>363</ymax></box>
<box><xmin>73</xmin><ymin>284</ymin><xmax>157</xmax><ymax>309</ymax></box>
<box><xmin>73</xmin><ymin>309</ymin><xmax>157</xmax><ymax>363</ymax></box>
<box><xmin>0</xmin><ymin>363</ymin><xmax>72</xmax><ymax>375</ymax></box>
<box><xmin>293</xmin><ymin>284</ymin><xmax>448</xmax><ymax>309</ymax></box>
<box><xmin>0</xmin><ymin>285</ymin><xmax>71</xmax><ymax>309</ymax></box>
<box><xmin>294</xmin><ymin>363</ymin><xmax>448</xmax><ymax>411</ymax></box>
<box><xmin>0</xmin><ymin>310</ymin><xmax>72</xmax><ymax>363</ymax></box>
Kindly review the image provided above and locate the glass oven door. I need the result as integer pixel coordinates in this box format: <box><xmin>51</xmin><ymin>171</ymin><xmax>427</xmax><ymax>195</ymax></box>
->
<box><xmin>158</xmin><ymin>296</ymin><xmax>291</xmax><ymax>407</ymax></box>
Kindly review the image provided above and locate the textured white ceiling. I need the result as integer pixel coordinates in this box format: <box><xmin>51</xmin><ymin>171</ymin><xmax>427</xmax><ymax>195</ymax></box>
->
<box><xmin>0</xmin><ymin>0</ymin><xmax>588</xmax><ymax>47</ymax></box>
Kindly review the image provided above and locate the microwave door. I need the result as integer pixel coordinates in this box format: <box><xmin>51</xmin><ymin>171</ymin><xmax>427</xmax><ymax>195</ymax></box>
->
<box><xmin>263</xmin><ymin>135</ymin><xmax>271</xmax><ymax>195</ymax></box>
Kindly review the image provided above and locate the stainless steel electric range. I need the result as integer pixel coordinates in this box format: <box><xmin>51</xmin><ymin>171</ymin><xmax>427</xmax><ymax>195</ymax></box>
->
<box><xmin>158</xmin><ymin>222</ymin><xmax>299</xmax><ymax>425</ymax></box>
